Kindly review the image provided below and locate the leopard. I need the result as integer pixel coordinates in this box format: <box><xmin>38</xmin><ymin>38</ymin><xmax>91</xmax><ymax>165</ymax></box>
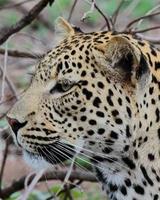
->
<box><xmin>7</xmin><ymin>17</ymin><xmax>160</xmax><ymax>200</ymax></box>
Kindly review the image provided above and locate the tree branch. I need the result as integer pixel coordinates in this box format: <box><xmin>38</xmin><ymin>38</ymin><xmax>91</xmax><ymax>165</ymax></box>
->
<box><xmin>0</xmin><ymin>127</ymin><xmax>13</xmax><ymax>144</ymax></box>
<box><xmin>131</xmin><ymin>26</ymin><xmax>160</xmax><ymax>34</ymax></box>
<box><xmin>13</xmin><ymin>1</ymin><xmax>54</xmax><ymax>32</ymax></box>
<box><xmin>0</xmin><ymin>48</ymin><xmax>43</xmax><ymax>59</ymax></box>
<box><xmin>82</xmin><ymin>0</ymin><xmax>111</xmax><ymax>30</ymax></box>
<box><xmin>93</xmin><ymin>1</ymin><xmax>111</xmax><ymax>31</ymax></box>
<box><xmin>68</xmin><ymin>0</ymin><xmax>78</xmax><ymax>22</ymax></box>
<box><xmin>0</xmin><ymin>140</ymin><xmax>9</xmax><ymax>191</ymax></box>
<box><xmin>136</xmin><ymin>34</ymin><xmax>160</xmax><ymax>45</ymax></box>
<box><xmin>0</xmin><ymin>0</ymin><xmax>35</xmax><ymax>10</ymax></box>
<box><xmin>0</xmin><ymin>170</ymin><xmax>97</xmax><ymax>199</ymax></box>
<box><xmin>0</xmin><ymin>65</ymin><xmax>18</xmax><ymax>100</ymax></box>
<box><xmin>111</xmin><ymin>0</ymin><xmax>124</xmax><ymax>28</ymax></box>
<box><xmin>0</xmin><ymin>0</ymin><xmax>55</xmax><ymax>45</ymax></box>
<box><xmin>126</xmin><ymin>11</ymin><xmax>160</xmax><ymax>29</ymax></box>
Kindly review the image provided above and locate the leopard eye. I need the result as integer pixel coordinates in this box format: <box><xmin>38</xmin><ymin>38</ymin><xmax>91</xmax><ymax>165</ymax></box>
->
<box><xmin>50</xmin><ymin>79</ymin><xmax>74</xmax><ymax>94</ymax></box>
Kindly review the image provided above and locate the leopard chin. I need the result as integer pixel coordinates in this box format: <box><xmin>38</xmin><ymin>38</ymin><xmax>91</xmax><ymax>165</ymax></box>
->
<box><xmin>23</xmin><ymin>142</ymin><xmax>75</xmax><ymax>170</ymax></box>
<box><xmin>23</xmin><ymin>150</ymin><xmax>50</xmax><ymax>170</ymax></box>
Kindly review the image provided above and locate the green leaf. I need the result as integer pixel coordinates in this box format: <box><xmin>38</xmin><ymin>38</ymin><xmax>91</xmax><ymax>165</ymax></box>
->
<box><xmin>6</xmin><ymin>192</ymin><xmax>21</xmax><ymax>200</ymax></box>
<box><xmin>0</xmin><ymin>119</ymin><xmax>7</xmax><ymax>128</ymax></box>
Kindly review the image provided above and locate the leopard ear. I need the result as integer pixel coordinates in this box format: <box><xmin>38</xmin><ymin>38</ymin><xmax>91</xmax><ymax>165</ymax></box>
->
<box><xmin>93</xmin><ymin>36</ymin><xmax>148</xmax><ymax>84</ymax></box>
<box><xmin>55</xmin><ymin>17</ymin><xmax>75</xmax><ymax>37</ymax></box>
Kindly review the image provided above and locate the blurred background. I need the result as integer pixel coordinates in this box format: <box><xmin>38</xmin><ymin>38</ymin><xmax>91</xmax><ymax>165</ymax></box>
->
<box><xmin>0</xmin><ymin>0</ymin><xmax>160</xmax><ymax>199</ymax></box>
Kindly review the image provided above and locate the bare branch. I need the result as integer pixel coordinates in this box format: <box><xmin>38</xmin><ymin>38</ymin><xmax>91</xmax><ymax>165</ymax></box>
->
<box><xmin>0</xmin><ymin>0</ymin><xmax>35</xmax><ymax>10</ymax></box>
<box><xmin>20</xmin><ymin>169</ymin><xmax>45</xmax><ymax>200</ymax></box>
<box><xmin>0</xmin><ymin>66</ymin><xmax>18</xmax><ymax>100</ymax></box>
<box><xmin>131</xmin><ymin>26</ymin><xmax>160</xmax><ymax>34</ymax></box>
<box><xmin>0</xmin><ymin>170</ymin><xmax>96</xmax><ymax>199</ymax></box>
<box><xmin>112</xmin><ymin>0</ymin><xmax>124</xmax><ymax>27</ymax></box>
<box><xmin>68</xmin><ymin>0</ymin><xmax>78</xmax><ymax>22</ymax></box>
<box><xmin>0</xmin><ymin>140</ymin><xmax>9</xmax><ymax>191</ymax></box>
<box><xmin>126</xmin><ymin>11</ymin><xmax>160</xmax><ymax>29</ymax></box>
<box><xmin>0</xmin><ymin>127</ymin><xmax>13</xmax><ymax>144</ymax></box>
<box><xmin>0</xmin><ymin>48</ymin><xmax>43</xmax><ymax>59</ymax></box>
<box><xmin>63</xmin><ymin>184</ymin><xmax>74</xmax><ymax>200</ymax></box>
<box><xmin>136</xmin><ymin>4</ymin><xmax>160</xmax><ymax>29</ymax></box>
<box><xmin>81</xmin><ymin>0</ymin><xmax>95</xmax><ymax>21</ymax></box>
<box><xmin>93</xmin><ymin>1</ymin><xmax>111</xmax><ymax>31</ymax></box>
<box><xmin>82</xmin><ymin>0</ymin><xmax>111</xmax><ymax>30</ymax></box>
<box><xmin>0</xmin><ymin>0</ymin><xmax>55</xmax><ymax>45</ymax></box>
<box><xmin>136</xmin><ymin>34</ymin><xmax>160</xmax><ymax>45</ymax></box>
<box><xmin>57</xmin><ymin>180</ymin><xmax>82</xmax><ymax>196</ymax></box>
<box><xmin>13</xmin><ymin>0</ymin><xmax>54</xmax><ymax>32</ymax></box>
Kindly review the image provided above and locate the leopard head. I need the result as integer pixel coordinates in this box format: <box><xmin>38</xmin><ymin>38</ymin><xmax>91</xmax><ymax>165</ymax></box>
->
<box><xmin>7</xmin><ymin>17</ymin><xmax>152</xmax><ymax>169</ymax></box>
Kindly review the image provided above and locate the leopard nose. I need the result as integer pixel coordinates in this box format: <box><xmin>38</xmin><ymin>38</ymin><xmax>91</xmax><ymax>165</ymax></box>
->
<box><xmin>6</xmin><ymin>116</ymin><xmax>27</xmax><ymax>137</ymax></box>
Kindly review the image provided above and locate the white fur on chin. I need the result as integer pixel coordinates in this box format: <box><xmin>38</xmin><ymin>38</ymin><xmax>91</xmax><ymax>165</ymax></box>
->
<box><xmin>23</xmin><ymin>151</ymin><xmax>50</xmax><ymax>170</ymax></box>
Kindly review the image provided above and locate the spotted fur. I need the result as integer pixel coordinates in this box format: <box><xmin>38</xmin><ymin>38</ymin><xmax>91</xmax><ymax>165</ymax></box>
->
<box><xmin>7</xmin><ymin>18</ymin><xmax>160</xmax><ymax>200</ymax></box>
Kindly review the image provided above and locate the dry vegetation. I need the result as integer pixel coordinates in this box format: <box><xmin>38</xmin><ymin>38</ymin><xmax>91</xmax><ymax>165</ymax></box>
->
<box><xmin>0</xmin><ymin>0</ymin><xmax>160</xmax><ymax>199</ymax></box>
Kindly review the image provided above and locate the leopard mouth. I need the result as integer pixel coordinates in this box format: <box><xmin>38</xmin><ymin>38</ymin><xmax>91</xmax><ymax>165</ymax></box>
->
<box><xmin>25</xmin><ymin>142</ymin><xmax>75</xmax><ymax>165</ymax></box>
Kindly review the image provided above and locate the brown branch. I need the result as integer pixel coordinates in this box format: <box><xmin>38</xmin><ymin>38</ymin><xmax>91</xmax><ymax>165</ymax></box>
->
<box><xmin>57</xmin><ymin>180</ymin><xmax>82</xmax><ymax>196</ymax></box>
<box><xmin>0</xmin><ymin>127</ymin><xmax>13</xmax><ymax>144</ymax></box>
<box><xmin>126</xmin><ymin>11</ymin><xmax>160</xmax><ymax>29</ymax></box>
<box><xmin>93</xmin><ymin>1</ymin><xmax>111</xmax><ymax>31</ymax></box>
<box><xmin>13</xmin><ymin>1</ymin><xmax>55</xmax><ymax>32</ymax></box>
<box><xmin>0</xmin><ymin>0</ymin><xmax>55</xmax><ymax>45</ymax></box>
<box><xmin>0</xmin><ymin>0</ymin><xmax>35</xmax><ymax>10</ymax></box>
<box><xmin>0</xmin><ymin>48</ymin><xmax>42</xmax><ymax>59</ymax></box>
<box><xmin>63</xmin><ymin>184</ymin><xmax>74</xmax><ymax>200</ymax></box>
<box><xmin>112</xmin><ymin>0</ymin><xmax>124</xmax><ymax>27</ymax></box>
<box><xmin>68</xmin><ymin>0</ymin><xmax>78</xmax><ymax>22</ymax></box>
<box><xmin>132</xmin><ymin>26</ymin><xmax>160</xmax><ymax>34</ymax></box>
<box><xmin>0</xmin><ymin>170</ymin><xmax>97</xmax><ymax>199</ymax></box>
<box><xmin>136</xmin><ymin>34</ymin><xmax>160</xmax><ymax>45</ymax></box>
<box><xmin>0</xmin><ymin>140</ymin><xmax>9</xmax><ymax>191</ymax></box>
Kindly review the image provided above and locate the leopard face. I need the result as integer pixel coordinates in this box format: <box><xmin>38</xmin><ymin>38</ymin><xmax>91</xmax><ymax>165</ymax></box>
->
<box><xmin>7</xmin><ymin>17</ymin><xmax>160</xmax><ymax>198</ymax></box>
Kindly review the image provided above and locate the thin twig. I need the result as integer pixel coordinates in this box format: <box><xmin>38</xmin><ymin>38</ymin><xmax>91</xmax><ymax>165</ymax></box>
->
<box><xmin>0</xmin><ymin>94</ymin><xmax>20</xmax><ymax>106</ymax></box>
<box><xmin>136</xmin><ymin>4</ymin><xmax>160</xmax><ymax>29</ymax></box>
<box><xmin>81</xmin><ymin>0</ymin><xmax>95</xmax><ymax>21</ymax></box>
<box><xmin>0</xmin><ymin>41</ymin><xmax>8</xmax><ymax>103</ymax></box>
<box><xmin>57</xmin><ymin>180</ymin><xmax>82</xmax><ymax>196</ymax></box>
<box><xmin>0</xmin><ymin>0</ymin><xmax>55</xmax><ymax>45</ymax></box>
<box><xmin>0</xmin><ymin>127</ymin><xmax>13</xmax><ymax>144</ymax></box>
<box><xmin>68</xmin><ymin>0</ymin><xmax>78</xmax><ymax>22</ymax></box>
<box><xmin>82</xmin><ymin>0</ymin><xmax>111</xmax><ymax>30</ymax></box>
<box><xmin>0</xmin><ymin>0</ymin><xmax>35</xmax><ymax>10</ymax></box>
<box><xmin>93</xmin><ymin>1</ymin><xmax>111</xmax><ymax>30</ymax></box>
<box><xmin>63</xmin><ymin>184</ymin><xmax>74</xmax><ymax>200</ymax></box>
<box><xmin>126</xmin><ymin>11</ymin><xmax>160</xmax><ymax>29</ymax></box>
<box><xmin>136</xmin><ymin>34</ymin><xmax>160</xmax><ymax>45</ymax></box>
<box><xmin>0</xmin><ymin>65</ymin><xmax>18</xmax><ymax>100</ymax></box>
<box><xmin>131</xmin><ymin>26</ymin><xmax>160</xmax><ymax>34</ymax></box>
<box><xmin>122</xmin><ymin>0</ymin><xmax>141</xmax><ymax>18</ymax></box>
<box><xmin>112</xmin><ymin>0</ymin><xmax>124</xmax><ymax>27</ymax></box>
<box><xmin>0</xmin><ymin>170</ymin><xmax>96</xmax><ymax>199</ymax></box>
<box><xmin>19</xmin><ymin>169</ymin><xmax>45</xmax><ymax>200</ymax></box>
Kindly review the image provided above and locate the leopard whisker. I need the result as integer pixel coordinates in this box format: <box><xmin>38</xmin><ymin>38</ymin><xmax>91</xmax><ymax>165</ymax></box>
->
<box><xmin>59</xmin><ymin>139</ymin><xmax>123</xmax><ymax>159</ymax></box>
<box><xmin>57</xmin><ymin>141</ymin><xmax>131</xmax><ymax>171</ymax></box>
<box><xmin>47</xmin><ymin>144</ymin><xmax>93</xmax><ymax>173</ymax></box>
<box><xmin>52</xmin><ymin>143</ymin><xmax>113</xmax><ymax>173</ymax></box>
